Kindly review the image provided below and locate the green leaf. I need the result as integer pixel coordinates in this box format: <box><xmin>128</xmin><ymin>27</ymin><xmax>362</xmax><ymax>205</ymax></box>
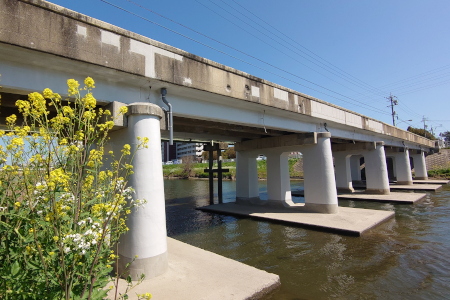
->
<box><xmin>11</xmin><ymin>261</ymin><xmax>20</xmax><ymax>276</ymax></box>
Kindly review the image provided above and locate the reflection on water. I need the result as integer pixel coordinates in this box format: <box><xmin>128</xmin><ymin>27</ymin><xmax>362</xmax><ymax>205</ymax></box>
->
<box><xmin>164</xmin><ymin>179</ymin><xmax>450</xmax><ymax>299</ymax></box>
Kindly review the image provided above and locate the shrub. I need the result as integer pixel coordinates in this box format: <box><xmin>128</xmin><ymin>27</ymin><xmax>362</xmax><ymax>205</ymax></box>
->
<box><xmin>0</xmin><ymin>78</ymin><xmax>149</xmax><ymax>299</ymax></box>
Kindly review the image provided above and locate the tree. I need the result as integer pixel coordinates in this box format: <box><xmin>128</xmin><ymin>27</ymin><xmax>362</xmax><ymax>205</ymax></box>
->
<box><xmin>407</xmin><ymin>126</ymin><xmax>436</xmax><ymax>140</ymax></box>
<box><xmin>440</xmin><ymin>131</ymin><xmax>450</xmax><ymax>142</ymax></box>
<box><xmin>201</xmin><ymin>150</ymin><xmax>218</xmax><ymax>160</ymax></box>
<box><xmin>222</xmin><ymin>147</ymin><xmax>236</xmax><ymax>159</ymax></box>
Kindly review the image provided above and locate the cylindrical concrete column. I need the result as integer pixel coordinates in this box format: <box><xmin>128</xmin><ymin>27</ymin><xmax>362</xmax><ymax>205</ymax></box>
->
<box><xmin>392</xmin><ymin>150</ymin><xmax>413</xmax><ymax>185</ymax></box>
<box><xmin>334</xmin><ymin>152</ymin><xmax>354</xmax><ymax>193</ymax></box>
<box><xmin>350</xmin><ymin>155</ymin><xmax>362</xmax><ymax>182</ymax></box>
<box><xmin>301</xmin><ymin>132</ymin><xmax>338</xmax><ymax>213</ymax></box>
<box><xmin>364</xmin><ymin>143</ymin><xmax>390</xmax><ymax>194</ymax></box>
<box><xmin>266</xmin><ymin>150</ymin><xmax>291</xmax><ymax>202</ymax></box>
<box><xmin>236</xmin><ymin>150</ymin><xmax>260</xmax><ymax>204</ymax></box>
<box><xmin>411</xmin><ymin>151</ymin><xmax>428</xmax><ymax>180</ymax></box>
<box><xmin>113</xmin><ymin>103</ymin><xmax>168</xmax><ymax>280</ymax></box>
<box><xmin>385</xmin><ymin>156</ymin><xmax>396</xmax><ymax>181</ymax></box>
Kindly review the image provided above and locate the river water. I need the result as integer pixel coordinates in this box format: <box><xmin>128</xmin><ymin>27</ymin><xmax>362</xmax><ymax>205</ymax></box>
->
<box><xmin>164</xmin><ymin>179</ymin><xmax>450</xmax><ymax>299</ymax></box>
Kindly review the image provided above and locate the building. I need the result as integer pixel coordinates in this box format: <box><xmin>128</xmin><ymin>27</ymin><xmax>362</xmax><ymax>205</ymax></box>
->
<box><xmin>176</xmin><ymin>143</ymin><xmax>204</xmax><ymax>162</ymax></box>
<box><xmin>161</xmin><ymin>142</ymin><xmax>204</xmax><ymax>162</ymax></box>
<box><xmin>161</xmin><ymin>141</ymin><xmax>177</xmax><ymax>163</ymax></box>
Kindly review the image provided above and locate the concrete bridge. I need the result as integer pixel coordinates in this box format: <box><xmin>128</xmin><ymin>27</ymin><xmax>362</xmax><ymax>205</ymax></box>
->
<box><xmin>0</xmin><ymin>0</ymin><xmax>439</xmax><ymax>281</ymax></box>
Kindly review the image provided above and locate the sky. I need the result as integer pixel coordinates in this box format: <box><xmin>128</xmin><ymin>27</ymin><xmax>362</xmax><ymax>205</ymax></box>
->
<box><xmin>48</xmin><ymin>0</ymin><xmax>450</xmax><ymax>137</ymax></box>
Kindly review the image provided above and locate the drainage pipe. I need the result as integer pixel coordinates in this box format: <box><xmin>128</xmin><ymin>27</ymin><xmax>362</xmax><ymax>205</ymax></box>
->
<box><xmin>161</xmin><ymin>88</ymin><xmax>173</xmax><ymax>145</ymax></box>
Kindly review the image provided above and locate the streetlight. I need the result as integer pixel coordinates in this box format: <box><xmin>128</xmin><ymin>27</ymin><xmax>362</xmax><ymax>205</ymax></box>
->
<box><xmin>396</xmin><ymin>119</ymin><xmax>412</xmax><ymax>127</ymax></box>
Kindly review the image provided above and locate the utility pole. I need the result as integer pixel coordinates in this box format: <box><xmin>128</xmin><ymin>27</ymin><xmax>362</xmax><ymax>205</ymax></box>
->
<box><xmin>387</xmin><ymin>93</ymin><xmax>398</xmax><ymax>126</ymax></box>
<box><xmin>422</xmin><ymin>116</ymin><xmax>428</xmax><ymax>138</ymax></box>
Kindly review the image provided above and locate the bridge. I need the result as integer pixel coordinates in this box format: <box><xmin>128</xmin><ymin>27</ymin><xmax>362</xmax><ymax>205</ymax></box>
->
<box><xmin>0</xmin><ymin>0</ymin><xmax>440</xmax><ymax>281</ymax></box>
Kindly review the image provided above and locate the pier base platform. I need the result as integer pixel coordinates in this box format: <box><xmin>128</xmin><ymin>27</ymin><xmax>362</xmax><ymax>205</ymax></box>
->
<box><xmin>390</xmin><ymin>184</ymin><xmax>442</xmax><ymax>192</ymax></box>
<box><xmin>199</xmin><ymin>203</ymin><xmax>394</xmax><ymax>236</ymax></box>
<box><xmin>337</xmin><ymin>191</ymin><xmax>426</xmax><ymax>204</ymax></box>
<box><xmin>413</xmin><ymin>179</ymin><xmax>449</xmax><ymax>185</ymax></box>
<box><xmin>292</xmin><ymin>190</ymin><xmax>426</xmax><ymax>204</ymax></box>
<box><xmin>108</xmin><ymin>238</ymin><xmax>280</xmax><ymax>300</ymax></box>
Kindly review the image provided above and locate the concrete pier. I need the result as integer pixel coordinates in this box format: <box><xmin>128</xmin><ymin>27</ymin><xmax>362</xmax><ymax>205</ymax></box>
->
<box><xmin>410</xmin><ymin>150</ymin><xmax>428</xmax><ymax>180</ymax></box>
<box><xmin>332</xmin><ymin>142</ymin><xmax>391</xmax><ymax>195</ymax></box>
<box><xmin>390</xmin><ymin>149</ymin><xmax>413</xmax><ymax>185</ymax></box>
<box><xmin>236</xmin><ymin>132</ymin><xmax>338</xmax><ymax>214</ymax></box>
<box><xmin>109</xmin><ymin>103</ymin><xmax>168</xmax><ymax>280</ymax></box>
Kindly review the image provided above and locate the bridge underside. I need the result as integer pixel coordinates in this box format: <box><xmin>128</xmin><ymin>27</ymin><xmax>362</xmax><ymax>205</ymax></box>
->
<box><xmin>0</xmin><ymin>90</ymin><xmax>377</xmax><ymax>147</ymax></box>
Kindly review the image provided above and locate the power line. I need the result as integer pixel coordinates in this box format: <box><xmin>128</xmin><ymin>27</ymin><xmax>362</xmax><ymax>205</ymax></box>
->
<box><xmin>100</xmin><ymin>0</ymin><xmax>390</xmax><ymax>116</ymax></box>
<box><xmin>396</xmin><ymin>78</ymin><xmax>450</xmax><ymax>96</ymax></box>
<box><xmin>378</xmin><ymin>64</ymin><xmax>450</xmax><ymax>90</ymax></box>
<box><xmin>225</xmin><ymin>0</ymin><xmax>390</xmax><ymax>98</ymax></box>
<box><xmin>192</xmin><ymin>0</ymin><xmax>386</xmax><ymax>103</ymax></box>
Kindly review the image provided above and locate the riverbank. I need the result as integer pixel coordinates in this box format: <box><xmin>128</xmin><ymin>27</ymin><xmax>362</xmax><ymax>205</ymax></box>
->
<box><xmin>162</xmin><ymin>158</ymin><xmax>303</xmax><ymax>179</ymax></box>
<box><xmin>162</xmin><ymin>157</ymin><xmax>449</xmax><ymax>180</ymax></box>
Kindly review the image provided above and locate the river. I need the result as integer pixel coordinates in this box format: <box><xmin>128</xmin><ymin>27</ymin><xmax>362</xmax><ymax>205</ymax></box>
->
<box><xmin>164</xmin><ymin>179</ymin><xmax>450</xmax><ymax>299</ymax></box>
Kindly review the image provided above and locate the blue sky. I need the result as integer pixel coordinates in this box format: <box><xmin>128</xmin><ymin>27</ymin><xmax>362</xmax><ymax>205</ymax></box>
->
<box><xmin>49</xmin><ymin>0</ymin><xmax>450</xmax><ymax>136</ymax></box>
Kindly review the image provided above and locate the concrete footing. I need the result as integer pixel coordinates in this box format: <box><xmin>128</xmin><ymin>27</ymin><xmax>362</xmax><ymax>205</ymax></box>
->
<box><xmin>337</xmin><ymin>191</ymin><xmax>426</xmax><ymax>204</ymax></box>
<box><xmin>390</xmin><ymin>184</ymin><xmax>442</xmax><ymax>191</ymax></box>
<box><xmin>292</xmin><ymin>190</ymin><xmax>426</xmax><ymax>204</ymax></box>
<box><xmin>199</xmin><ymin>203</ymin><xmax>394</xmax><ymax>236</ymax></box>
<box><xmin>413</xmin><ymin>179</ymin><xmax>449</xmax><ymax>185</ymax></box>
<box><xmin>108</xmin><ymin>238</ymin><xmax>280</xmax><ymax>300</ymax></box>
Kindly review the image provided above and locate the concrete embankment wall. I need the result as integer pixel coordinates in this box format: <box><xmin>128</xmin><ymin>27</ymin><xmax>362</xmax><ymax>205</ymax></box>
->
<box><xmin>426</xmin><ymin>149</ymin><xmax>450</xmax><ymax>170</ymax></box>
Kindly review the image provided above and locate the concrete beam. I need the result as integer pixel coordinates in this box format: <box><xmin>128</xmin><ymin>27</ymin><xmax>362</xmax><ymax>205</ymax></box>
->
<box><xmin>235</xmin><ymin>132</ymin><xmax>330</xmax><ymax>152</ymax></box>
<box><xmin>332</xmin><ymin>141</ymin><xmax>384</xmax><ymax>153</ymax></box>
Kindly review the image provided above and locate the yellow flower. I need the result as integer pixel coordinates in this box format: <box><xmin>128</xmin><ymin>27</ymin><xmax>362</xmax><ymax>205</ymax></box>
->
<box><xmin>6</xmin><ymin>114</ymin><xmax>16</xmax><ymax>125</ymax></box>
<box><xmin>49</xmin><ymin>251</ymin><xmax>55</xmax><ymax>256</ymax></box>
<box><xmin>119</xmin><ymin>106</ymin><xmax>128</xmax><ymax>114</ymax></box>
<box><xmin>84</xmin><ymin>77</ymin><xmax>95</xmax><ymax>88</ymax></box>
<box><xmin>138</xmin><ymin>293</ymin><xmax>152</xmax><ymax>300</ymax></box>
<box><xmin>11</xmin><ymin>137</ymin><xmax>24</xmax><ymax>146</ymax></box>
<box><xmin>28</xmin><ymin>92</ymin><xmax>47</xmax><ymax>115</ymax></box>
<box><xmin>52</xmin><ymin>236</ymin><xmax>59</xmax><ymax>242</ymax></box>
<box><xmin>121</xmin><ymin>144</ymin><xmax>131</xmax><ymax>155</ymax></box>
<box><xmin>43</xmin><ymin>88</ymin><xmax>53</xmax><ymax>99</ymax></box>
<box><xmin>14</xmin><ymin>201</ymin><xmax>21</xmax><ymax>208</ymax></box>
<box><xmin>16</xmin><ymin>100</ymin><xmax>31</xmax><ymax>115</ymax></box>
<box><xmin>67</xmin><ymin>79</ymin><xmax>80</xmax><ymax>95</ymax></box>
<box><xmin>83</xmin><ymin>110</ymin><xmax>96</xmax><ymax>120</ymax></box>
<box><xmin>62</xmin><ymin>106</ymin><xmax>74</xmax><ymax>117</ymax></box>
<box><xmin>82</xmin><ymin>93</ymin><xmax>96</xmax><ymax>109</ymax></box>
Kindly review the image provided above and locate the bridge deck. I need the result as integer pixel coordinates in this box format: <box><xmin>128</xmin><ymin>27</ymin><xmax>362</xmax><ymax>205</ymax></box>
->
<box><xmin>108</xmin><ymin>238</ymin><xmax>280</xmax><ymax>300</ymax></box>
<box><xmin>199</xmin><ymin>204</ymin><xmax>394</xmax><ymax>236</ymax></box>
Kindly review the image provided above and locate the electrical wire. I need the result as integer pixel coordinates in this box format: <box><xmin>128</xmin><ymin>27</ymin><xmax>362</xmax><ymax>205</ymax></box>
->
<box><xmin>225</xmin><ymin>0</ymin><xmax>390</xmax><ymax>98</ymax></box>
<box><xmin>98</xmin><ymin>0</ymin><xmax>391</xmax><ymax>116</ymax></box>
<box><xmin>124</xmin><ymin>0</ymin><xmax>387</xmax><ymax>107</ymax></box>
<box><xmin>204</xmin><ymin>0</ymin><xmax>388</xmax><ymax>99</ymax></box>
